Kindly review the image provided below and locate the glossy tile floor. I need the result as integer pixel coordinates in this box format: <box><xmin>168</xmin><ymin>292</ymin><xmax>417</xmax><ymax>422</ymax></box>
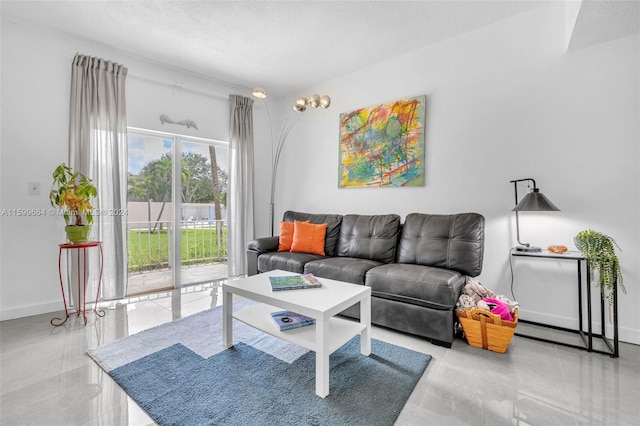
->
<box><xmin>1</xmin><ymin>282</ymin><xmax>639</xmax><ymax>426</ymax></box>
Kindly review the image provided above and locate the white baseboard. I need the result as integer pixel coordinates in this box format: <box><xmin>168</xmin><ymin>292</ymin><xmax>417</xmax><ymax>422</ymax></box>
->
<box><xmin>0</xmin><ymin>300</ymin><xmax>61</xmax><ymax>322</ymax></box>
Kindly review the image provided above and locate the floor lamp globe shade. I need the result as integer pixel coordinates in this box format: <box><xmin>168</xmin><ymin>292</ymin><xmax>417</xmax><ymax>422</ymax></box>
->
<box><xmin>308</xmin><ymin>94</ymin><xmax>321</xmax><ymax>108</ymax></box>
<box><xmin>293</xmin><ymin>98</ymin><xmax>308</xmax><ymax>112</ymax></box>
<box><xmin>512</xmin><ymin>190</ymin><xmax>560</xmax><ymax>212</ymax></box>
<box><xmin>252</xmin><ymin>87</ymin><xmax>267</xmax><ymax>98</ymax></box>
<box><xmin>320</xmin><ymin>95</ymin><xmax>331</xmax><ymax>108</ymax></box>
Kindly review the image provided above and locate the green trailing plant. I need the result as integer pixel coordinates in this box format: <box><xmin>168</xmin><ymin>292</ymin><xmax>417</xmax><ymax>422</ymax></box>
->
<box><xmin>574</xmin><ymin>229</ymin><xmax>625</xmax><ymax>306</ymax></box>
<box><xmin>49</xmin><ymin>163</ymin><xmax>98</xmax><ymax>226</ymax></box>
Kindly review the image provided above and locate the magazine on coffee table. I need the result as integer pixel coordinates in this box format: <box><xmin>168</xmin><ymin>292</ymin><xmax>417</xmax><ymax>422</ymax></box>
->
<box><xmin>270</xmin><ymin>310</ymin><xmax>316</xmax><ymax>331</ymax></box>
<box><xmin>269</xmin><ymin>273</ymin><xmax>323</xmax><ymax>291</ymax></box>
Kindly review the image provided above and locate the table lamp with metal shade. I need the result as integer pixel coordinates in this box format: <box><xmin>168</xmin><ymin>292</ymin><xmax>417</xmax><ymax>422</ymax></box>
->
<box><xmin>510</xmin><ymin>178</ymin><xmax>560</xmax><ymax>252</ymax></box>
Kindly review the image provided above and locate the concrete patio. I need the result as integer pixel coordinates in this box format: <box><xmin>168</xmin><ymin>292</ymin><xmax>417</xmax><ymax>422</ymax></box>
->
<box><xmin>127</xmin><ymin>262</ymin><xmax>228</xmax><ymax>295</ymax></box>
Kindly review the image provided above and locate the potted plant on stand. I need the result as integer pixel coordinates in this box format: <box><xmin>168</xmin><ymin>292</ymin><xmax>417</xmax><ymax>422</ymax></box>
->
<box><xmin>49</xmin><ymin>163</ymin><xmax>98</xmax><ymax>243</ymax></box>
<box><xmin>574</xmin><ymin>229</ymin><xmax>625</xmax><ymax>306</ymax></box>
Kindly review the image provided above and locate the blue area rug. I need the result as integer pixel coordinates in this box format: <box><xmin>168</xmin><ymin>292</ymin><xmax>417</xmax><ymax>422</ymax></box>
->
<box><xmin>88</xmin><ymin>302</ymin><xmax>431</xmax><ymax>425</ymax></box>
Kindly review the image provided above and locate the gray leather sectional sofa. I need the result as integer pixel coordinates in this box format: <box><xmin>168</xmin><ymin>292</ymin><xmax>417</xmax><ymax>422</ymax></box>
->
<box><xmin>247</xmin><ymin>210</ymin><xmax>485</xmax><ymax>347</ymax></box>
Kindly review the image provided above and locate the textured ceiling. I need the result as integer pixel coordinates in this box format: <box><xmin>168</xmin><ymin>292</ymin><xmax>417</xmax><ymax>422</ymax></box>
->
<box><xmin>568</xmin><ymin>0</ymin><xmax>640</xmax><ymax>50</ymax></box>
<box><xmin>2</xmin><ymin>1</ymin><xmax>638</xmax><ymax>95</ymax></box>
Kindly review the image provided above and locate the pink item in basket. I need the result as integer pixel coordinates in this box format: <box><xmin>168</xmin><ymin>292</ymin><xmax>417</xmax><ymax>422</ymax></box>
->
<box><xmin>483</xmin><ymin>298</ymin><xmax>513</xmax><ymax>322</ymax></box>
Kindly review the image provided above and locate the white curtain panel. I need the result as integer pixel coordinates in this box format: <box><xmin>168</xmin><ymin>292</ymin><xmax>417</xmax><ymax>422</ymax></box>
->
<box><xmin>227</xmin><ymin>94</ymin><xmax>255</xmax><ymax>277</ymax></box>
<box><xmin>69</xmin><ymin>54</ymin><xmax>128</xmax><ymax>300</ymax></box>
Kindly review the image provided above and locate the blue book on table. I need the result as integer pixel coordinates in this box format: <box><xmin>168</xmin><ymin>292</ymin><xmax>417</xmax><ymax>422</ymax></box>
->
<box><xmin>269</xmin><ymin>274</ymin><xmax>323</xmax><ymax>291</ymax></box>
<box><xmin>270</xmin><ymin>310</ymin><xmax>316</xmax><ymax>331</ymax></box>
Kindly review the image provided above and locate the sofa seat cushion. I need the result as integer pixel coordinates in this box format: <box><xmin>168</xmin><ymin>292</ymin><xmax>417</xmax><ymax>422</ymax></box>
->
<box><xmin>304</xmin><ymin>257</ymin><xmax>382</xmax><ymax>285</ymax></box>
<box><xmin>257</xmin><ymin>251</ymin><xmax>326</xmax><ymax>274</ymax></box>
<box><xmin>365</xmin><ymin>264</ymin><xmax>465</xmax><ymax>310</ymax></box>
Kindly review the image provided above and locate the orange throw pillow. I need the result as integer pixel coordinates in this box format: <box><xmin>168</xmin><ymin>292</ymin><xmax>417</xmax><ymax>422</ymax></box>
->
<box><xmin>278</xmin><ymin>222</ymin><xmax>295</xmax><ymax>251</ymax></box>
<box><xmin>290</xmin><ymin>221</ymin><xmax>328</xmax><ymax>255</ymax></box>
<box><xmin>278</xmin><ymin>220</ymin><xmax>310</xmax><ymax>251</ymax></box>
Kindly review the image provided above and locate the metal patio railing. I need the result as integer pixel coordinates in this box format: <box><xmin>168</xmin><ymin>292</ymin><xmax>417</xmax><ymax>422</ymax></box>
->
<box><xmin>127</xmin><ymin>220</ymin><xmax>228</xmax><ymax>272</ymax></box>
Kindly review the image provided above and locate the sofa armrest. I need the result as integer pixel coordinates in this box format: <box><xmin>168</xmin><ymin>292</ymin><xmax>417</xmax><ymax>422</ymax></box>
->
<box><xmin>246</xmin><ymin>250</ymin><xmax>258</xmax><ymax>276</ymax></box>
<box><xmin>247</xmin><ymin>236</ymin><xmax>279</xmax><ymax>254</ymax></box>
<box><xmin>246</xmin><ymin>236</ymin><xmax>280</xmax><ymax>276</ymax></box>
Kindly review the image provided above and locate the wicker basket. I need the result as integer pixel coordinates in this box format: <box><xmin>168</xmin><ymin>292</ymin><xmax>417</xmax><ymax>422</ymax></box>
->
<box><xmin>456</xmin><ymin>308</ymin><xmax>518</xmax><ymax>353</ymax></box>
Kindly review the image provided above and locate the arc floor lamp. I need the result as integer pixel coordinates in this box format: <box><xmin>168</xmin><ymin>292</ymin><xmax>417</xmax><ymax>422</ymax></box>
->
<box><xmin>510</xmin><ymin>178</ymin><xmax>560</xmax><ymax>252</ymax></box>
<box><xmin>253</xmin><ymin>87</ymin><xmax>331</xmax><ymax>236</ymax></box>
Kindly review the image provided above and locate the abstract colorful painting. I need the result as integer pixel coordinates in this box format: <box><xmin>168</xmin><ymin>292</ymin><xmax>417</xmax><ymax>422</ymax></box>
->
<box><xmin>339</xmin><ymin>95</ymin><xmax>425</xmax><ymax>188</ymax></box>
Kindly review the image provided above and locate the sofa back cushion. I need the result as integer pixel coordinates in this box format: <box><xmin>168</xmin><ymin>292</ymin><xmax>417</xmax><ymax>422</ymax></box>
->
<box><xmin>397</xmin><ymin>213</ymin><xmax>485</xmax><ymax>277</ymax></box>
<box><xmin>336</xmin><ymin>214</ymin><xmax>401</xmax><ymax>263</ymax></box>
<box><xmin>282</xmin><ymin>211</ymin><xmax>343</xmax><ymax>257</ymax></box>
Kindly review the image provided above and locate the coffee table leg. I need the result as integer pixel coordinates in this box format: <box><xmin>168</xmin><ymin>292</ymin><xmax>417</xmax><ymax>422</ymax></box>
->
<box><xmin>360</xmin><ymin>296</ymin><xmax>372</xmax><ymax>355</ymax></box>
<box><xmin>315</xmin><ymin>317</ymin><xmax>329</xmax><ymax>398</ymax></box>
<box><xmin>222</xmin><ymin>287</ymin><xmax>233</xmax><ymax>348</ymax></box>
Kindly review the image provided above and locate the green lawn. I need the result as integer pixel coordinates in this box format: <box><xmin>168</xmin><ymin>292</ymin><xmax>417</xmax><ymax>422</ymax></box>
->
<box><xmin>128</xmin><ymin>225</ymin><xmax>228</xmax><ymax>272</ymax></box>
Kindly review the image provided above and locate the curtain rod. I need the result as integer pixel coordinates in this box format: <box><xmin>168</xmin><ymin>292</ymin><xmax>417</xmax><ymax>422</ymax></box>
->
<box><xmin>68</xmin><ymin>49</ymin><xmax>249</xmax><ymax>100</ymax></box>
<box><xmin>127</xmin><ymin>126</ymin><xmax>228</xmax><ymax>145</ymax></box>
<box><xmin>127</xmin><ymin>73</ymin><xmax>250</xmax><ymax>100</ymax></box>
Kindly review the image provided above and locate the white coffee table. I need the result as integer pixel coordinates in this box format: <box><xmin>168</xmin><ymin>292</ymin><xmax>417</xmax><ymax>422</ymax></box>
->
<box><xmin>222</xmin><ymin>269</ymin><xmax>372</xmax><ymax>398</ymax></box>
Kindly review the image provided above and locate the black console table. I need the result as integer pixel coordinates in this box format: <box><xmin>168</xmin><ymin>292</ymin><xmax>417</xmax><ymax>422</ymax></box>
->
<box><xmin>511</xmin><ymin>250</ymin><xmax>618</xmax><ymax>357</ymax></box>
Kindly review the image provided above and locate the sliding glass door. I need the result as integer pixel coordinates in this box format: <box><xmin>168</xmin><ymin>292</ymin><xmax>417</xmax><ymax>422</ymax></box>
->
<box><xmin>178</xmin><ymin>139</ymin><xmax>229</xmax><ymax>288</ymax></box>
<box><xmin>127</xmin><ymin>128</ymin><xmax>228</xmax><ymax>295</ymax></box>
<box><xmin>127</xmin><ymin>132</ymin><xmax>174</xmax><ymax>294</ymax></box>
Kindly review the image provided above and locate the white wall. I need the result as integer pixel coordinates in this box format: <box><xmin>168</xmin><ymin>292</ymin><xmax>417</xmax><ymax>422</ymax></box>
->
<box><xmin>0</xmin><ymin>18</ymin><xmax>241</xmax><ymax>320</ymax></box>
<box><xmin>259</xmin><ymin>4</ymin><xmax>640</xmax><ymax>343</ymax></box>
<box><xmin>2</xmin><ymin>4</ymin><xmax>639</xmax><ymax>345</ymax></box>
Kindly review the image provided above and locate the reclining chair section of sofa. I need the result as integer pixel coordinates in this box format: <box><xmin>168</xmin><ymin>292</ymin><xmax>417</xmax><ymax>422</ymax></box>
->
<box><xmin>246</xmin><ymin>211</ymin><xmax>485</xmax><ymax>348</ymax></box>
<box><xmin>364</xmin><ymin>213</ymin><xmax>485</xmax><ymax>347</ymax></box>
